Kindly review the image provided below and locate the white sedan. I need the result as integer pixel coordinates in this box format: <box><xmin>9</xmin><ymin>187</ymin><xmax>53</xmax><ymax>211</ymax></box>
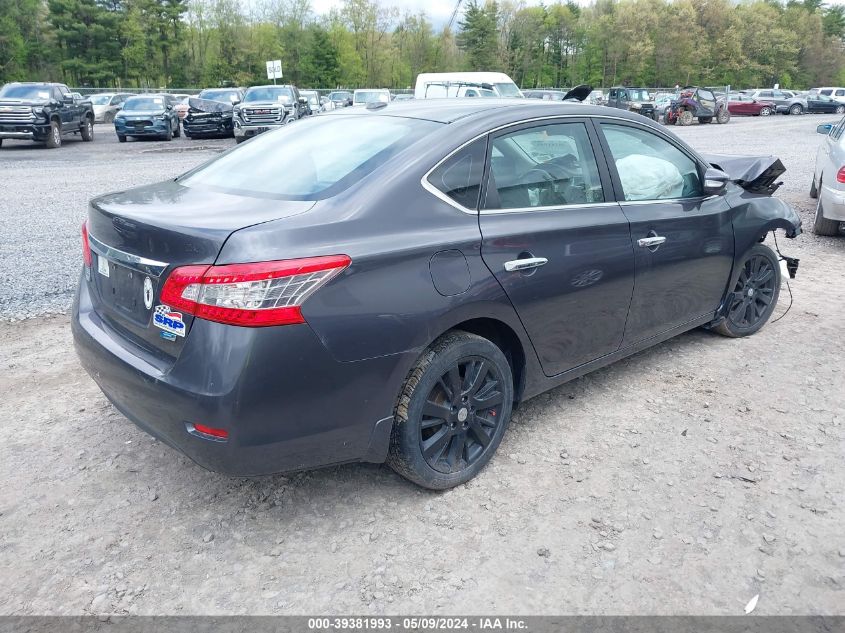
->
<box><xmin>812</xmin><ymin>116</ymin><xmax>845</xmax><ymax>235</ymax></box>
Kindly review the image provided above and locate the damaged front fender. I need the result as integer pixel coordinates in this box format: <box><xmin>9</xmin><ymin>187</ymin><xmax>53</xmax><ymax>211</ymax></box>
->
<box><xmin>729</xmin><ymin>189</ymin><xmax>802</xmax><ymax>247</ymax></box>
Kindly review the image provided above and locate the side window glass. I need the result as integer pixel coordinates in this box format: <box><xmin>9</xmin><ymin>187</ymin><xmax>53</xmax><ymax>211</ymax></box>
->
<box><xmin>427</xmin><ymin>137</ymin><xmax>486</xmax><ymax>210</ymax></box>
<box><xmin>486</xmin><ymin>122</ymin><xmax>604</xmax><ymax>210</ymax></box>
<box><xmin>837</xmin><ymin>90</ymin><xmax>845</xmax><ymax>97</ymax></box>
<box><xmin>760</xmin><ymin>91</ymin><xmax>772</xmax><ymax>98</ymax></box>
<box><xmin>601</xmin><ymin>123</ymin><xmax>703</xmax><ymax>201</ymax></box>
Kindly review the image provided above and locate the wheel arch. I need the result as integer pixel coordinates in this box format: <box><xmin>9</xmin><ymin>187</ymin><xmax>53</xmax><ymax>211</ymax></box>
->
<box><xmin>444</xmin><ymin>317</ymin><xmax>528</xmax><ymax>403</ymax></box>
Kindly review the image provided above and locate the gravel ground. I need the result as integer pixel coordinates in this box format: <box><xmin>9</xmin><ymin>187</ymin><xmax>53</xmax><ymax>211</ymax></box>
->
<box><xmin>0</xmin><ymin>114</ymin><xmax>843</xmax><ymax>616</ymax></box>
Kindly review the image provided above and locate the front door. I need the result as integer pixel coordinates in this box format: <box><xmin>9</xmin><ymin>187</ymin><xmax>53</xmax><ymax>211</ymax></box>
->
<box><xmin>478</xmin><ymin>119</ymin><xmax>635</xmax><ymax>376</ymax></box>
<box><xmin>594</xmin><ymin>121</ymin><xmax>735</xmax><ymax>345</ymax></box>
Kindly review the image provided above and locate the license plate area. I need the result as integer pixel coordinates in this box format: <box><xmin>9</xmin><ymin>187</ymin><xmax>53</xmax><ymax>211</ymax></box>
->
<box><xmin>94</xmin><ymin>255</ymin><xmax>152</xmax><ymax>325</ymax></box>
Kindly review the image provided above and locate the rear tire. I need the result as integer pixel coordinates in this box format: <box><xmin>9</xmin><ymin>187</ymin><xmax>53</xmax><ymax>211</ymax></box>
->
<box><xmin>45</xmin><ymin>120</ymin><xmax>61</xmax><ymax>148</ymax></box>
<box><xmin>813</xmin><ymin>196</ymin><xmax>841</xmax><ymax>236</ymax></box>
<box><xmin>789</xmin><ymin>104</ymin><xmax>803</xmax><ymax>115</ymax></box>
<box><xmin>837</xmin><ymin>105</ymin><xmax>845</xmax><ymax>114</ymax></box>
<box><xmin>717</xmin><ymin>108</ymin><xmax>730</xmax><ymax>124</ymax></box>
<box><xmin>81</xmin><ymin>117</ymin><xmax>94</xmax><ymax>141</ymax></box>
<box><xmin>713</xmin><ymin>244</ymin><xmax>781</xmax><ymax>338</ymax></box>
<box><xmin>387</xmin><ymin>331</ymin><xmax>514</xmax><ymax>490</ymax></box>
<box><xmin>759</xmin><ymin>107</ymin><xmax>772</xmax><ymax>116</ymax></box>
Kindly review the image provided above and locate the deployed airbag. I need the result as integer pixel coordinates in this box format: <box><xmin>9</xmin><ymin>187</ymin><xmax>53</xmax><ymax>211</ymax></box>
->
<box><xmin>616</xmin><ymin>154</ymin><xmax>684</xmax><ymax>200</ymax></box>
<box><xmin>702</xmin><ymin>154</ymin><xmax>785</xmax><ymax>195</ymax></box>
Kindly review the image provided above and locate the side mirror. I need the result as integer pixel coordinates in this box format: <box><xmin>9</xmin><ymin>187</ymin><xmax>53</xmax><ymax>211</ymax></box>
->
<box><xmin>231</xmin><ymin>99</ymin><xmax>240</xmax><ymax>106</ymax></box>
<box><xmin>817</xmin><ymin>124</ymin><xmax>833</xmax><ymax>135</ymax></box>
<box><xmin>703</xmin><ymin>166</ymin><xmax>730</xmax><ymax>196</ymax></box>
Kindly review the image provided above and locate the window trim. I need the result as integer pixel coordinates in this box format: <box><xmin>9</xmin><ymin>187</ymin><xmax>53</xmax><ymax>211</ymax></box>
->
<box><xmin>593</xmin><ymin>119</ymin><xmax>711</xmax><ymax>205</ymax></box>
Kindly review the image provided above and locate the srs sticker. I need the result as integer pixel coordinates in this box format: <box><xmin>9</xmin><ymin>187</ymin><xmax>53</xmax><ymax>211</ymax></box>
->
<box><xmin>153</xmin><ymin>305</ymin><xmax>186</xmax><ymax>338</ymax></box>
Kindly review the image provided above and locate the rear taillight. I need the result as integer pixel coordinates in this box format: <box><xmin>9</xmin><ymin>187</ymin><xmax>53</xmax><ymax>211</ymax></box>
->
<box><xmin>160</xmin><ymin>255</ymin><xmax>351</xmax><ymax>327</ymax></box>
<box><xmin>837</xmin><ymin>167</ymin><xmax>845</xmax><ymax>184</ymax></box>
<box><xmin>81</xmin><ymin>221</ymin><xmax>92</xmax><ymax>267</ymax></box>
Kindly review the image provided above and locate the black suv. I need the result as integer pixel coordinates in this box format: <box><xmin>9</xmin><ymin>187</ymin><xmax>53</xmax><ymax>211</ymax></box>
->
<box><xmin>605</xmin><ymin>87</ymin><xmax>657</xmax><ymax>120</ymax></box>
<box><xmin>0</xmin><ymin>82</ymin><xmax>95</xmax><ymax>148</ymax></box>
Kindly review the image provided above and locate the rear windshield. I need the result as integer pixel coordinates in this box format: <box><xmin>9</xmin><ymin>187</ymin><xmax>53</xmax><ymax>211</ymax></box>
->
<box><xmin>180</xmin><ymin>115</ymin><xmax>439</xmax><ymax>200</ymax></box>
<box><xmin>89</xmin><ymin>94</ymin><xmax>113</xmax><ymax>105</ymax></box>
<box><xmin>123</xmin><ymin>96</ymin><xmax>166</xmax><ymax>111</ymax></box>
<box><xmin>494</xmin><ymin>83</ymin><xmax>522</xmax><ymax>98</ymax></box>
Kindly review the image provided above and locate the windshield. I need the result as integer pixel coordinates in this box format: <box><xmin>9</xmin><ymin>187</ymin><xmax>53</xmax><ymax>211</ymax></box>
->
<box><xmin>122</xmin><ymin>96</ymin><xmax>167</xmax><ymax>111</ymax></box>
<box><xmin>198</xmin><ymin>89</ymin><xmax>241</xmax><ymax>103</ymax></box>
<box><xmin>494</xmin><ymin>83</ymin><xmax>522</xmax><ymax>98</ymax></box>
<box><xmin>181</xmin><ymin>116</ymin><xmax>438</xmax><ymax>200</ymax></box>
<box><xmin>330</xmin><ymin>92</ymin><xmax>350</xmax><ymax>101</ymax></box>
<box><xmin>354</xmin><ymin>91</ymin><xmax>389</xmax><ymax>104</ymax></box>
<box><xmin>627</xmin><ymin>89</ymin><xmax>650</xmax><ymax>101</ymax></box>
<box><xmin>89</xmin><ymin>94</ymin><xmax>114</xmax><ymax>105</ymax></box>
<box><xmin>0</xmin><ymin>84</ymin><xmax>53</xmax><ymax>100</ymax></box>
<box><xmin>244</xmin><ymin>87</ymin><xmax>293</xmax><ymax>103</ymax></box>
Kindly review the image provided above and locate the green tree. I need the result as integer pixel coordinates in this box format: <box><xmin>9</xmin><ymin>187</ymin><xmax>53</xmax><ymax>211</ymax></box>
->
<box><xmin>457</xmin><ymin>0</ymin><xmax>500</xmax><ymax>71</ymax></box>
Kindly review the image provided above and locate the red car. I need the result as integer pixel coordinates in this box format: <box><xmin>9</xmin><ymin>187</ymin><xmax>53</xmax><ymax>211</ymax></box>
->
<box><xmin>727</xmin><ymin>94</ymin><xmax>777</xmax><ymax>116</ymax></box>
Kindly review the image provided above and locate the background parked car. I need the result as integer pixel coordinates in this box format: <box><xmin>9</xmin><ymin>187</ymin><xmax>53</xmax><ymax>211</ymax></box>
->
<box><xmin>744</xmin><ymin>89</ymin><xmax>795</xmax><ymax>114</ymax></box>
<box><xmin>664</xmin><ymin>86</ymin><xmax>730</xmax><ymax>125</ymax></box>
<box><xmin>0</xmin><ymin>82</ymin><xmax>94</xmax><ymax>148</ymax></box>
<box><xmin>328</xmin><ymin>91</ymin><xmax>353</xmax><ymax>107</ymax></box>
<box><xmin>113</xmin><ymin>94</ymin><xmax>180</xmax><ymax>142</ymax></box>
<box><xmin>727</xmin><ymin>93</ymin><xmax>776</xmax><ymax>116</ymax></box>
<box><xmin>233</xmin><ymin>84</ymin><xmax>307</xmax><ymax>143</ymax></box>
<box><xmin>816</xmin><ymin>87</ymin><xmax>845</xmax><ymax>104</ymax></box>
<box><xmin>88</xmin><ymin>92</ymin><xmax>133</xmax><ymax>123</ymax></box>
<box><xmin>811</xmin><ymin>116</ymin><xmax>845</xmax><ymax>236</ymax></box>
<box><xmin>197</xmin><ymin>88</ymin><xmax>243</xmax><ymax>106</ymax></box>
<box><xmin>805</xmin><ymin>94</ymin><xmax>845</xmax><ymax>115</ymax></box>
<box><xmin>300</xmin><ymin>90</ymin><xmax>322</xmax><ymax>114</ymax></box>
<box><xmin>605</xmin><ymin>86</ymin><xmax>657</xmax><ymax>120</ymax></box>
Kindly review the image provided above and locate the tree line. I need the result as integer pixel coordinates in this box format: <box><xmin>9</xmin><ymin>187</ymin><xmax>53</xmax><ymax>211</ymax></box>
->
<box><xmin>1</xmin><ymin>0</ymin><xmax>844</xmax><ymax>91</ymax></box>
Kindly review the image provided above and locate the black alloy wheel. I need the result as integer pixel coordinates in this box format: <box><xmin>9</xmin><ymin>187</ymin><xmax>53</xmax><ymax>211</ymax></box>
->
<box><xmin>713</xmin><ymin>244</ymin><xmax>780</xmax><ymax>337</ymax></box>
<box><xmin>388</xmin><ymin>331</ymin><xmax>514</xmax><ymax>489</ymax></box>
<box><xmin>419</xmin><ymin>357</ymin><xmax>504</xmax><ymax>474</ymax></box>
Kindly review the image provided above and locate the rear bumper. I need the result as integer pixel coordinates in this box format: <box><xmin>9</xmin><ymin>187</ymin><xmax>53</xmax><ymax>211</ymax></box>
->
<box><xmin>72</xmin><ymin>277</ymin><xmax>402</xmax><ymax>476</ymax></box>
<box><xmin>820</xmin><ymin>184</ymin><xmax>845</xmax><ymax>221</ymax></box>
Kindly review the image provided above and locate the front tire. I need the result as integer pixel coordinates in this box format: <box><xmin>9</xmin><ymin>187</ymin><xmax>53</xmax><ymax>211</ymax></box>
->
<box><xmin>789</xmin><ymin>104</ymin><xmax>803</xmax><ymax>115</ymax></box>
<box><xmin>713</xmin><ymin>244</ymin><xmax>781</xmax><ymax>338</ymax></box>
<box><xmin>387</xmin><ymin>331</ymin><xmax>514</xmax><ymax>490</ymax></box>
<box><xmin>813</xmin><ymin>197</ymin><xmax>841</xmax><ymax>236</ymax></box>
<box><xmin>717</xmin><ymin>108</ymin><xmax>730</xmax><ymax>124</ymax></box>
<box><xmin>81</xmin><ymin>117</ymin><xmax>94</xmax><ymax>141</ymax></box>
<box><xmin>678</xmin><ymin>110</ymin><xmax>694</xmax><ymax>126</ymax></box>
<box><xmin>117</xmin><ymin>135</ymin><xmax>127</xmax><ymax>143</ymax></box>
<box><xmin>759</xmin><ymin>107</ymin><xmax>772</xmax><ymax>116</ymax></box>
<box><xmin>45</xmin><ymin>120</ymin><xmax>61</xmax><ymax>148</ymax></box>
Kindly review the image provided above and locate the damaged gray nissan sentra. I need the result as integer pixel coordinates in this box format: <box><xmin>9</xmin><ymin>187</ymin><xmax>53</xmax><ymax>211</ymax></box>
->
<box><xmin>72</xmin><ymin>99</ymin><xmax>801</xmax><ymax>490</ymax></box>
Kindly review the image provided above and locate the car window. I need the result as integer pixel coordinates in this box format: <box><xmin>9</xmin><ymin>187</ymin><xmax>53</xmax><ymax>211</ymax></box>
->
<box><xmin>600</xmin><ymin>124</ymin><xmax>702</xmax><ymax>201</ymax></box>
<box><xmin>486</xmin><ymin>122</ymin><xmax>604</xmax><ymax>210</ymax></box>
<box><xmin>832</xmin><ymin>117</ymin><xmax>845</xmax><ymax>141</ymax></box>
<box><xmin>821</xmin><ymin>89</ymin><xmax>832</xmax><ymax>96</ymax></box>
<box><xmin>427</xmin><ymin>138</ymin><xmax>486</xmax><ymax>209</ymax></box>
<box><xmin>181</xmin><ymin>116</ymin><xmax>439</xmax><ymax>200</ymax></box>
<box><xmin>837</xmin><ymin>90</ymin><xmax>845</xmax><ymax>96</ymax></box>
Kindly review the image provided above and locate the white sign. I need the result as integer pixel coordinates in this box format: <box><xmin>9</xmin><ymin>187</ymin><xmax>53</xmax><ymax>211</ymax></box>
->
<box><xmin>266</xmin><ymin>60</ymin><xmax>283</xmax><ymax>80</ymax></box>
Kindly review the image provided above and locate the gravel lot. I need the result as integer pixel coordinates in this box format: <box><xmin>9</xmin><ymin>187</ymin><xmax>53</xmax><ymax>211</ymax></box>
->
<box><xmin>0</xmin><ymin>114</ymin><xmax>843</xmax><ymax>616</ymax></box>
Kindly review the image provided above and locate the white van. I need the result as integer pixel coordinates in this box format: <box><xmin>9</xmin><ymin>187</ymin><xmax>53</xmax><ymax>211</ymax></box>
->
<box><xmin>816</xmin><ymin>87</ymin><xmax>845</xmax><ymax>104</ymax></box>
<box><xmin>414</xmin><ymin>72</ymin><xmax>523</xmax><ymax>99</ymax></box>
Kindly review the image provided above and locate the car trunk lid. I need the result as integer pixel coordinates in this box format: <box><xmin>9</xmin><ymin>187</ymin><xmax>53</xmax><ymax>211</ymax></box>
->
<box><xmin>85</xmin><ymin>179</ymin><xmax>313</xmax><ymax>362</ymax></box>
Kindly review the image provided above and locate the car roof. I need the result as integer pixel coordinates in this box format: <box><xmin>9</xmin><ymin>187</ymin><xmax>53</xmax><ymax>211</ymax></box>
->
<box><xmin>326</xmin><ymin>98</ymin><xmax>641</xmax><ymax>124</ymax></box>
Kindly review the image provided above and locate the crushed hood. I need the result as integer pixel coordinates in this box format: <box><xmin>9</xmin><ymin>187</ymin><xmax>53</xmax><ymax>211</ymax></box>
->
<box><xmin>702</xmin><ymin>154</ymin><xmax>786</xmax><ymax>195</ymax></box>
<box><xmin>188</xmin><ymin>97</ymin><xmax>232</xmax><ymax>114</ymax></box>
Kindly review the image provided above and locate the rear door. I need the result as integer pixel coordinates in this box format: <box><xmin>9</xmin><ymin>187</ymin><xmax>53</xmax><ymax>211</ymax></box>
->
<box><xmin>478</xmin><ymin>118</ymin><xmax>635</xmax><ymax>376</ymax></box>
<box><xmin>594</xmin><ymin>121</ymin><xmax>734</xmax><ymax>345</ymax></box>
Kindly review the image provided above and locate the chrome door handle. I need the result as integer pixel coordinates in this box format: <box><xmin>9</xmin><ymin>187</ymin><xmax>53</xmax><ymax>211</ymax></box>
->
<box><xmin>637</xmin><ymin>236</ymin><xmax>667</xmax><ymax>248</ymax></box>
<box><xmin>504</xmin><ymin>257</ymin><xmax>548</xmax><ymax>272</ymax></box>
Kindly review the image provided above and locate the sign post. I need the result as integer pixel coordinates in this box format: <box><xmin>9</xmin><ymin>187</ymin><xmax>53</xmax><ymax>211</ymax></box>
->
<box><xmin>266</xmin><ymin>60</ymin><xmax>283</xmax><ymax>85</ymax></box>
